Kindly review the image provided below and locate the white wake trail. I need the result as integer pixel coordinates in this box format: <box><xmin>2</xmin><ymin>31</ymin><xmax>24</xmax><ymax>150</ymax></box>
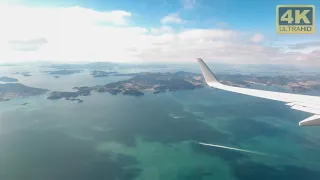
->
<box><xmin>199</xmin><ymin>142</ymin><xmax>274</xmax><ymax>157</ymax></box>
<box><xmin>198</xmin><ymin>142</ymin><xmax>320</xmax><ymax>166</ymax></box>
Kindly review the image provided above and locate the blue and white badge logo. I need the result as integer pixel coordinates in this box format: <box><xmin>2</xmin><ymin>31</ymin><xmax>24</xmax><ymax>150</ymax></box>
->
<box><xmin>276</xmin><ymin>5</ymin><xmax>315</xmax><ymax>34</ymax></box>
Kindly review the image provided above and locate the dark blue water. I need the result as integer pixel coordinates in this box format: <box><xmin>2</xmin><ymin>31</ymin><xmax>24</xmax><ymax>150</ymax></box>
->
<box><xmin>0</xmin><ymin>66</ymin><xmax>320</xmax><ymax>180</ymax></box>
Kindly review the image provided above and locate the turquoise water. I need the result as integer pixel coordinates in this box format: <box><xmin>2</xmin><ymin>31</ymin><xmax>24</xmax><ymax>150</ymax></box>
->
<box><xmin>1</xmin><ymin>67</ymin><xmax>320</xmax><ymax>180</ymax></box>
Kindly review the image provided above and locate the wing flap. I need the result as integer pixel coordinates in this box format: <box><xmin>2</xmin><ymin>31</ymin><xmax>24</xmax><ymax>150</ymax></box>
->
<box><xmin>299</xmin><ymin>115</ymin><xmax>320</xmax><ymax>126</ymax></box>
<box><xmin>291</xmin><ymin>105</ymin><xmax>320</xmax><ymax>115</ymax></box>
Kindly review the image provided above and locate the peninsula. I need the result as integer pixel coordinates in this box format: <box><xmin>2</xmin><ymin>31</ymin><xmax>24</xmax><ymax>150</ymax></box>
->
<box><xmin>0</xmin><ymin>77</ymin><xmax>18</xmax><ymax>82</ymax></box>
<box><xmin>90</xmin><ymin>70</ymin><xmax>117</xmax><ymax>77</ymax></box>
<box><xmin>0</xmin><ymin>83</ymin><xmax>48</xmax><ymax>101</ymax></box>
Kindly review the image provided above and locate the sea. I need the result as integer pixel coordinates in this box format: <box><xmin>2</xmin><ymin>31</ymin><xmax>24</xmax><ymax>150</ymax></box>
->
<box><xmin>0</xmin><ymin>64</ymin><xmax>320</xmax><ymax>180</ymax></box>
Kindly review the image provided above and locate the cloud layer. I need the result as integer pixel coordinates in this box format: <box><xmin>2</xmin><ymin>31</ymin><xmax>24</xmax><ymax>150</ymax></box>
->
<box><xmin>0</xmin><ymin>4</ymin><xmax>319</xmax><ymax>66</ymax></box>
<box><xmin>182</xmin><ymin>0</ymin><xmax>197</xmax><ymax>9</ymax></box>
<box><xmin>161</xmin><ymin>13</ymin><xmax>184</xmax><ymax>24</ymax></box>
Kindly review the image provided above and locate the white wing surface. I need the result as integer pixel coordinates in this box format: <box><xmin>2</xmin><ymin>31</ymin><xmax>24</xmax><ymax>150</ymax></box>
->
<box><xmin>197</xmin><ymin>58</ymin><xmax>320</xmax><ymax>126</ymax></box>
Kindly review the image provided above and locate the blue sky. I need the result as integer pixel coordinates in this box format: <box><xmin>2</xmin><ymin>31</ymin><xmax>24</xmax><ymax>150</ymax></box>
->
<box><xmin>0</xmin><ymin>0</ymin><xmax>319</xmax><ymax>65</ymax></box>
<box><xmin>8</xmin><ymin>0</ymin><xmax>320</xmax><ymax>31</ymax></box>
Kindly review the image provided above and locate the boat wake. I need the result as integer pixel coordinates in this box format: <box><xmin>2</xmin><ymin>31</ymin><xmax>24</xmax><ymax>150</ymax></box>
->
<box><xmin>199</xmin><ymin>142</ymin><xmax>276</xmax><ymax>157</ymax></box>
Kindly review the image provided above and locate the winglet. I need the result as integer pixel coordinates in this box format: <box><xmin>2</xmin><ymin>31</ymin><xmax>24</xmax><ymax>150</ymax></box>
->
<box><xmin>197</xmin><ymin>58</ymin><xmax>220</xmax><ymax>85</ymax></box>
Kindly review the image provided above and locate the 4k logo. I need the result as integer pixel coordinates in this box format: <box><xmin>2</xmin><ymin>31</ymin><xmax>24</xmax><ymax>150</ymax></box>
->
<box><xmin>276</xmin><ymin>5</ymin><xmax>315</xmax><ymax>34</ymax></box>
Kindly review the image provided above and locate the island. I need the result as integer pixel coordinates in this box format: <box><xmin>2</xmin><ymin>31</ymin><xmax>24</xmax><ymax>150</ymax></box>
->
<box><xmin>47</xmin><ymin>91</ymin><xmax>79</xmax><ymax>100</ymax></box>
<box><xmin>21</xmin><ymin>72</ymin><xmax>32</xmax><ymax>77</ymax></box>
<box><xmin>0</xmin><ymin>83</ymin><xmax>48</xmax><ymax>101</ymax></box>
<box><xmin>123</xmin><ymin>90</ymin><xmax>144</xmax><ymax>96</ymax></box>
<box><xmin>47</xmin><ymin>71</ymin><xmax>204</xmax><ymax>102</ymax></box>
<box><xmin>0</xmin><ymin>76</ymin><xmax>18</xmax><ymax>82</ymax></box>
<box><xmin>43</xmin><ymin>62</ymin><xmax>320</xmax><ymax>93</ymax></box>
<box><xmin>49</xmin><ymin>62</ymin><xmax>117</xmax><ymax>70</ymax></box>
<box><xmin>0</xmin><ymin>98</ymin><xmax>10</xmax><ymax>102</ymax></box>
<box><xmin>47</xmin><ymin>71</ymin><xmax>320</xmax><ymax>103</ymax></box>
<box><xmin>47</xmin><ymin>86</ymin><xmax>91</xmax><ymax>102</ymax></box>
<box><xmin>90</xmin><ymin>70</ymin><xmax>117</xmax><ymax>77</ymax></box>
<box><xmin>42</xmin><ymin>69</ymin><xmax>83</xmax><ymax>75</ymax></box>
<box><xmin>47</xmin><ymin>62</ymin><xmax>166</xmax><ymax>70</ymax></box>
<box><xmin>12</xmin><ymin>72</ymin><xmax>32</xmax><ymax>77</ymax></box>
<box><xmin>67</xmin><ymin>98</ymin><xmax>83</xmax><ymax>103</ymax></box>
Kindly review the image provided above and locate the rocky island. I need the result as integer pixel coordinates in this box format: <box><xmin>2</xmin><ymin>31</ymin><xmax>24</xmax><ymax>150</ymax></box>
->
<box><xmin>47</xmin><ymin>71</ymin><xmax>204</xmax><ymax>102</ymax></box>
<box><xmin>12</xmin><ymin>72</ymin><xmax>32</xmax><ymax>77</ymax></box>
<box><xmin>0</xmin><ymin>76</ymin><xmax>18</xmax><ymax>82</ymax></box>
<box><xmin>67</xmin><ymin>98</ymin><xmax>83</xmax><ymax>103</ymax></box>
<box><xmin>0</xmin><ymin>98</ymin><xmax>10</xmax><ymax>102</ymax></box>
<box><xmin>47</xmin><ymin>91</ymin><xmax>79</xmax><ymax>100</ymax></box>
<box><xmin>43</xmin><ymin>69</ymin><xmax>83</xmax><ymax>75</ymax></box>
<box><xmin>0</xmin><ymin>83</ymin><xmax>48</xmax><ymax>101</ymax></box>
<box><xmin>47</xmin><ymin>71</ymin><xmax>320</xmax><ymax>103</ymax></box>
<box><xmin>91</xmin><ymin>70</ymin><xmax>117</xmax><ymax>77</ymax></box>
<box><xmin>49</xmin><ymin>62</ymin><xmax>117</xmax><ymax>70</ymax></box>
<box><xmin>21</xmin><ymin>72</ymin><xmax>32</xmax><ymax>77</ymax></box>
<box><xmin>123</xmin><ymin>89</ymin><xmax>144</xmax><ymax>96</ymax></box>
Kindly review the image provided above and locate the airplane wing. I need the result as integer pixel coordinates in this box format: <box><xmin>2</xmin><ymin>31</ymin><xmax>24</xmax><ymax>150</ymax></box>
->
<box><xmin>197</xmin><ymin>58</ymin><xmax>320</xmax><ymax>126</ymax></box>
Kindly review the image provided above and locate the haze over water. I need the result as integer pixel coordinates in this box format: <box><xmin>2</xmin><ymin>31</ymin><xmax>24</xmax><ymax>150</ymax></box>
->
<box><xmin>1</xmin><ymin>65</ymin><xmax>320</xmax><ymax>180</ymax></box>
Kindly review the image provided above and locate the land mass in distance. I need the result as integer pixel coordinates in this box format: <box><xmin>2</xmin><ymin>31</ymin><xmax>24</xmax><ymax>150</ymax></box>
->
<box><xmin>47</xmin><ymin>71</ymin><xmax>204</xmax><ymax>101</ymax></box>
<box><xmin>91</xmin><ymin>70</ymin><xmax>117</xmax><ymax>77</ymax></box>
<box><xmin>43</xmin><ymin>69</ymin><xmax>83</xmax><ymax>75</ymax></box>
<box><xmin>0</xmin><ymin>83</ymin><xmax>48</xmax><ymax>101</ymax></box>
<box><xmin>47</xmin><ymin>71</ymin><xmax>320</xmax><ymax>102</ymax></box>
<box><xmin>1</xmin><ymin>70</ymin><xmax>319</xmax><ymax>103</ymax></box>
<box><xmin>0</xmin><ymin>77</ymin><xmax>18</xmax><ymax>82</ymax></box>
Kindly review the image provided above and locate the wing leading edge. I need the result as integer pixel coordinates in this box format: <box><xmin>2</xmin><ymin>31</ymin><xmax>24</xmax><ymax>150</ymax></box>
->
<box><xmin>197</xmin><ymin>58</ymin><xmax>320</xmax><ymax>126</ymax></box>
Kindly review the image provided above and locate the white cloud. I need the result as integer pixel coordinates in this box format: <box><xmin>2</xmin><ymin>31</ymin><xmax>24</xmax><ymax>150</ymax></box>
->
<box><xmin>250</xmin><ymin>33</ymin><xmax>264</xmax><ymax>43</ymax></box>
<box><xmin>0</xmin><ymin>4</ymin><xmax>138</xmax><ymax>63</ymax></box>
<box><xmin>160</xmin><ymin>13</ymin><xmax>184</xmax><ymax>24</ymax></box>
<box><xmin>178</xmin><ymin>29</ymin><xmax>239</xmax><ymax>40</ymax></box>
<box><xmin>289</xmin><ymin>41</ymin><xmax>320</xmax><ymax>49</ymax></box>
<box><xmin>150</xmin><ymin>26</ymin><xmax>174</xmax><ymax>34</ymax></box>
<box><xmin>9</xmin><ymin>38</ymin><xmax>48</xmax><ymax>51</ymax></box>
<box><xmin>0</xmin><ymin>4</ymin><xmax>319</xmax><ymax>66</ymax></box>
<box><xmin>182</xmin><ymin>0</ymin><xmax>197</xmax><ymax>9</ymax></box>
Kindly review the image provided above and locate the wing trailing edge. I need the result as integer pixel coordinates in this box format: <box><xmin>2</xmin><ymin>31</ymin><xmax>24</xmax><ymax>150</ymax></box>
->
<box><xmin>299</xmin><ymin>115</ymin><xmax>320</xmax><ymax>126</ymax></box>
